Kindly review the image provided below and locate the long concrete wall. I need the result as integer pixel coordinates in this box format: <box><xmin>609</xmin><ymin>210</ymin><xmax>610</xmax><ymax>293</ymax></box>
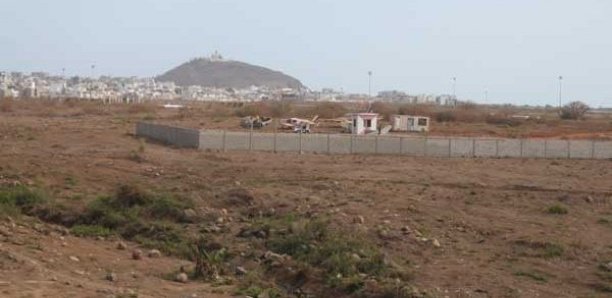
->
<box><xmin>135</xmin><ymin>122</ymin><xmax>200</xmax><ymax>148</ymax></box>
<box><xmin>136</xmin><ymin>122</ymin><xmax>612</xmax><ymax>159</ymax></box>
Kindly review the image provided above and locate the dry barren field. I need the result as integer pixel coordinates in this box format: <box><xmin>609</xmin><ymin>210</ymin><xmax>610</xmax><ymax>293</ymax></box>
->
<box><xmin>0</xmin><ymin>100</ymin><xmax>611</xmax><ymax>298</ymax></box>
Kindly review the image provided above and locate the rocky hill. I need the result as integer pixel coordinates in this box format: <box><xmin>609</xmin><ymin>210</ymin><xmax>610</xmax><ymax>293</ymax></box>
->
<box><xmin>157</xmin><ymin>57</ymin><xmax>304</xmax><ymax>89</ymax></box>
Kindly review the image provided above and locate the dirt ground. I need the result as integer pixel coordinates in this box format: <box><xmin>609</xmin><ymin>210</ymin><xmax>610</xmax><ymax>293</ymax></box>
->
<box><xmin>0</xmin><ymin>101</ymin><xmax>611</xmax><ymax>297</ymax></box>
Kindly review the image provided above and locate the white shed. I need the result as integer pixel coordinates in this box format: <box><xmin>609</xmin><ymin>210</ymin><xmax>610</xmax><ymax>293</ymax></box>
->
<box><xmin>346</xmin><ymin>113</ymin><xmax>379</xmax><ymax>135</ymax></box>
<box><xmin>392</xmin><ymin>115</ymin><xmax>430</xmax><ymax>132</ymax></box>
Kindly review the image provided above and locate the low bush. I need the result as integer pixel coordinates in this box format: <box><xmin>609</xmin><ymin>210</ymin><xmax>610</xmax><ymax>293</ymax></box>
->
<box><xmin>0</xmin><ymin>186</ymin><xmax>47</xmax><ymax>216</ymax></box>
<box><xmin>70</xmin><ymin>224</ymin><xmax>114</xmax><ymax>237</ymax></box>
<box><xmin>547</xmin><ymin>204</ymin><xmax>568</xmax><ymax>215</ymax></box>
<box><xmin>251</xmin><ymin>215</ymin><xmax>408</xmax><ymax>295</ymax></box>
<box><xmin>435</xmin><ymin>111</ymin><xmax>456</xmax><ymax>122</ymax></box>
<box><xmin>514</xmin><ymin>270</ymin><xmax>549</xmax><ymax>282</ymax></box>
<box><xmin>560</xmin><ymin>101</ymin><xmax>589</xmax><ymax>120</ymax></box>
<box><xmin>74</xmin><ymin>184</ymin><xmax>194</xmax><ymax>256</ymax></box>
<box><xmin>306</xmin><ymin>102</ymin><xmax>348</xmax><ymax>119</ymax></box>
<box><xmin>513</xmin><ymin>240</ymin><xmax>564</xmax><ymax>259</ymax></box>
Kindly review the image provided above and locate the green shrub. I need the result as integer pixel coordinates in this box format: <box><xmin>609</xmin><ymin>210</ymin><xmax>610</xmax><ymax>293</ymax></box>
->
<box><xmin>435</xmin><ymin>111</ymin><xmax>456</xmax><ymax>122</ymax></box>
<box><xmin>547</xmin><ymin>204</ymin><xmax>568</xmax><ymax>215</ymax></box>
<box><xmin>75</xmin><ymin>184</ymin><xmax>193</xmax><ymax>257</ymax></box>
<box><xmin>513</xmin><ymin>240</ymin><xmax>564</xmax><ymax>259</ymax></box>
<box><xmin>71</xmin><ymin>224</ymin><xmax>114</xmax><ymax>237</ymax></box>
<box><xmin>0</xmin><ymin>186</ymin><xmax>47</xmax><ymax>215</ymax></box>
<box><xmin>191</xmin><ymin>237</ymin><xmax>230</xmax><ymax>280</ymax></box>
<box><xmin>514</xmin><ymin>270</ymin><xmax>549</xmax><ymax>282</ymax></box>
<box><xmin>254</xmin><ymin>215</ymin><xmax>398</xmax><ymax>295</ymax></box>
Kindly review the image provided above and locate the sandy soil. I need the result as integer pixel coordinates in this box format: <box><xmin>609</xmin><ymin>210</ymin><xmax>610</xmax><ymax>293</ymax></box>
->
<box><xmin>0</xmin><ymin>103</ymin><xmax>611</xmax><ymax>297</ymax></box>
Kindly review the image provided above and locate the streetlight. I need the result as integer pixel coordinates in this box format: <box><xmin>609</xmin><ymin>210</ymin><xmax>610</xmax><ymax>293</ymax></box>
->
<box><xmin>558</xmin><ymin>75</ymin><xmax>563</xmax><ymax>108</ymax></box>
<box><xmin>368</xmin><ymin>71</ymin><xmax>372</xmax><ymax>99</ymax></box>
<box><xmin>452</xmin><ymin>77</ymin><xmax>457</xmax><ymax>107</ymax></box>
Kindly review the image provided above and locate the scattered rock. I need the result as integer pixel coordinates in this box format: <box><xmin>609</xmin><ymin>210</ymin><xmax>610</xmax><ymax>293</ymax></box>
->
<box><xmin>604</xmin><ymin>262</ymin><xmax>612</xmax><ymax>272</ymax></box>
<box><xmin>401</xmin><ymin>226</ymin><xmax>411</xmax><ymax>235</ymax></box>
<box><xmin>354</xmin><ymin>215</ymin><xmax>365</xmax><ymax>224</ymax></box>
<box><xmin>73</xmin><ymin>270</ymin><xmax>85</xmax><ymax>276</ymax></box>
<box><xmin>235</xmin><ymin>266</ymin><xmax>248</xmax><ymax>275</ymax></box>
<box><xmin>69</xmin><ymin>256</ymin><xmax>80</xmax><ymax>262</ymax></box>
<box><xmin>148</xmin><ymin>249</ymin><xmax>161</xmax><ymax>258</ymax></box>
<box><xmin>263</xmin><ymin>251</ymin><xmax>286</xmax><ymax>266</ymax></box>
<box><xmin>585</xmin><ymin>196</ymin><xmax>594</xmax><ymax>203</ymax></box>
<box><xmin>106</xmin><ymin>272</ymin><xmax>117</xmax><ymax>282</ymax></box>
<box><xmin>432</xmin><ymin>239</ymin><xmax>441</xmax><ymax>248</ymax></box>
<box><xmin>183</xmin><ymin>209</ymin><xmax>198</xmax><ymax>222</ymax></box>
<box><xmin>175</xmin><ymin>272</ymin><xmax>189</xmax><ymax>283</ymax></box>
<box><xmin>223</xmin><ymin>188</ymin><xmax>255</xmax><ymax>207</ymax></box>
<box><xmin>132</xmin><ymin>249</ymin><xmax>143</xmax><ymax>260</ymax></box>
<box><xmin>351</xmin><ymin>253</ymin><xmax>361</xmax><ymax>262</ymax></box>
<box><xmin>116</xmin><ymin>241</ymin><xmax>127</xmax><ymax>250</ymax></box>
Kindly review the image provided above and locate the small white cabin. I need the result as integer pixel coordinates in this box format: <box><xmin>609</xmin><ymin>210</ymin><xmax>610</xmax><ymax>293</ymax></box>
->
<box><xmin>347</xmin><ymin>113</ymin><xmax>379</xmax><ymax>135</ymax></box>
<box><xmin>392</xmin><ymin>115</ymin><xmax>430</xmax><ymax>132</ymax></box>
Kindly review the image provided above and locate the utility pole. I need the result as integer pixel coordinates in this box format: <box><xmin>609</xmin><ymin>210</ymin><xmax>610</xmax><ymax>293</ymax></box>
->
<box><xmin>452</xmin><ymin>77</ymin><xmax>457</xmax><ymax>107</ymax></box>
<box><xmin>367</xmin><ymin>71</ymin><xmax>373</xmax><ymax>112</ymax></box>
<box><xmin>558</xmin><ymin>75</ymin><xmax>563</xmax><ymax>108</ymax></box>
<box><xmin>485</xmin><ymin>89</ymin><xmax>488</xmax><ymax>104</ymax></box>
<box><xmin>368</xmin><ymin>71</ymin><xmax>372</xmax><ymax>99</ymax></box>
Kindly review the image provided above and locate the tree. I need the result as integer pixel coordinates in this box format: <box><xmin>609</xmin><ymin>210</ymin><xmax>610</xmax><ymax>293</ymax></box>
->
<box><xmin>560</xmin><ymin>101</ymin><xmax>589</xmax><ymax>120</ymax></box>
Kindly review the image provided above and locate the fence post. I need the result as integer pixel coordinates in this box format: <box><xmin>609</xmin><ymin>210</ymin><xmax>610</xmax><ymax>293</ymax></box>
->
<box><xmin>495</xmin><ymin>139</ymin><xmax>500</xmax><ymax>157</ymax></box>
<box><xmin>399</xmin><ymin>137</ymin><xmax>403</xmax><ymax>155</ymax></box>
<box><xmin>519</xmin><ymin>139</ymin><xmax>524</xmax><ymax>158</ymax></box>
<box><xmin>299</xmin><ymin>130</ymin><xmax>303</xmax><ymax>155</ymax></box>
<box><xmin>273</xmin><ymin>131</ymin><xmax>277</xmax><ymax>153</ymax></box>
<box><xmin>423</xmin><ymin>136</ymin><xmax>428</xmax><ymax>157</ymax></box>
<box><xmin>448</xmin><ymin>138</ymin><xmax>452</xmax><ymax>157</ymax></box>
<box><xmin>544</xmin><ymin>139</ymin><xmax>548</xmax><ymax>158</ymax></box>
<box><xmin>567</xmin><ymin>140</ymin><xmax>571</xmax><ymax>159</ymax></box>
<box><xmin>591</xmin><ymin>140</ymin><xmax>596</xmax><ymax>159</ymax></box>
<box><xmin>350</xmin><ymin>135</ymin><xmax>354</xmax><ymax>154</ymax></box>
<box><xmin>222</xmin><ymin>130</ymin><xmax>226</xmax><ymax>152</ymax></box>
<box><xmin>327</xmin><ymin>134</ymin><xmax>331</xmax><ymax>154</ymax></box>
<box><xmin>375</xmin><ymin>135</ymin><xmax>379</xmax><ymax>154</ymax></box>
<box><xmin>249</xmin><ymin>123</ymin><xmax>253</xmax><ymax>151</ymax></box>
<box><xmin>472</xmin><ymin>138</ymin><xmax>476</xmax><ymax>157</ymax></box>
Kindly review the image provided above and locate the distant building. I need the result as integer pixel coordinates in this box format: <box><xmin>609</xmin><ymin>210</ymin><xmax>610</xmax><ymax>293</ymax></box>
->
<box><xmin>347</xmin><ymin>113</ymin><xmax>379</xmax><ymax>135</ymax></box>
<box><xmin>391</xmin><ymin>115</ymin><xmax>430</xmax><ymax>132</ymax></box>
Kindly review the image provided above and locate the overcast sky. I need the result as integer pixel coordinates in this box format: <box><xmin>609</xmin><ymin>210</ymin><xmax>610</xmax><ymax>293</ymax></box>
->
<box><xmin>1</xmin><ymin>0</ymin><xmax>611</xmax><ymax>107</ymax></box>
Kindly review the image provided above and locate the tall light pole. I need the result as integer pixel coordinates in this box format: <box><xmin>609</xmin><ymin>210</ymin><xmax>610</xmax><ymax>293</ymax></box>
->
<box><xmin>558</xmin><ymin>75</ymin><xmax>563</xmax><ymax>108</ymax></box>
<box><xmin>485</xmin><ymin>88</ymin><xmax>488</xmax><ymax>104</ymax></box>
<box><xmin>368</xmin><ymin>71</ymin><xmax>372</xmax><ymax>99</ymax></box>
<box><xmin>452</xmin><ymin>77</ymin><xmax>457</xmax><ymax>107</ymax></box>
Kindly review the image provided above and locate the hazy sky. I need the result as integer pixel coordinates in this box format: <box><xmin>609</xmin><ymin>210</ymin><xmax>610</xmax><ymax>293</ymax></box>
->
<box><xmin>1</xmin><ymin>0</ymin><xmax>611</xmax><ymax>107</ymax></box>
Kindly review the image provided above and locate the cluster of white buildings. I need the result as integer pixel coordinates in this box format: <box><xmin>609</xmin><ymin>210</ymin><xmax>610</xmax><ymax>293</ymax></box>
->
<box><xmin>0</xmin><ymin>71</ymin><xmax>456</xmax><ymax>105</ymax></box>
<box><xmin>0</xmin><ymin>72</ymin><xmax>182</xmax><ymax>103</ymax></box>
<box><xmin>0</xmin><ymin>71</ymin><xmax>303</xmax><ymax>103</ymax></box>
<box><xmin>310</xmin><ymin>88</ymin><xmax>457</xmax><ymax>105</ymax></box>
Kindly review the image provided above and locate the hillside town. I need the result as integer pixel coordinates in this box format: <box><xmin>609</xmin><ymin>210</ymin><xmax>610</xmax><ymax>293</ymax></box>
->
<box><xmin>0</xmin><ymin>70</ymin><xmax>457</xmax><ymax>105</ymax></box>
